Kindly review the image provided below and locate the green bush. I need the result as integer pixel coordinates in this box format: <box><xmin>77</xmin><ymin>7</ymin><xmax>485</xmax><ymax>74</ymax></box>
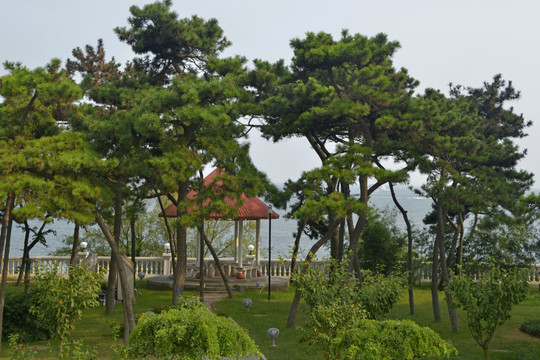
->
<box><xmin>4</xmin><ymin>290</ymin><xmax>50</xmax><ymax>341</ymax></box>
<box><xmin>30</xmin><ymin>263</ymin><xmax>103</xmax><ymax>355</ymax></box>
<box><xmin>520</xmin><ymin>319</ymin><xmax>540</xmax><ymax>338</ymax></box>
<box><xmin>358</xmin><ymin>210</ymin><xmax>406</xmax><ymax>273</ymax></box>
<box><xmin>122</xmin><ymin>297</ymin><xmax>261</xmax><ymax>360</ymax></box>
<box><xmin>336</xmin><ymin>319</ymin><xmax>457</xmax><ymax>360</ymax></box>
<box><xmin>294</xmin><ymin>257</ymin><xmax>405</xmax><ymax>319</ymax></box>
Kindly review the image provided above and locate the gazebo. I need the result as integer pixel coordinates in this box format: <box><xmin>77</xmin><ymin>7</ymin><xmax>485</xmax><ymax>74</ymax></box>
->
<box><xmin>162</xmin><ymin>168</ymin><xmax>279</xmax><ymax>277</ymax></box>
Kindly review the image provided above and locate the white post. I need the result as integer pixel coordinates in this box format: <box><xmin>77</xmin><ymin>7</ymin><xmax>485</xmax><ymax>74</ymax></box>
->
<box><xmin>255</xmin><ymin>219</ymin><xmax>261</xmax><ymax>266</ymax></box>
<box><xmin>238</xmin><ymin>220</ymin><xmax>244</xmax><ymax>268</ymax></box>
<box><xmin>234</xmin><ymin>220</ymin><xmax>239</xmax><ymax>264</ymax></box>
<box><xmin>163</xmin><ymin>252</ymin><xmax>171</xmax><ymax>275</ymax></box>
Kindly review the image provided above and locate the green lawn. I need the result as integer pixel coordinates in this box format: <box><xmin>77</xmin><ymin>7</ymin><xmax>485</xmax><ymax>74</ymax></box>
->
<box><xmin>2</xmin><ymin>282</ymin><xmax>540</xmax><ymax>359</ymax></box>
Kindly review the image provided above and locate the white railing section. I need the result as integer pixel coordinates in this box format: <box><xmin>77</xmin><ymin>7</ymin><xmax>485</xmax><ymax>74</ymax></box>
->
<box><xmin>3</xmin><ymin>256</ymin><xmax>540</xmax><ymax>283</ymax></box>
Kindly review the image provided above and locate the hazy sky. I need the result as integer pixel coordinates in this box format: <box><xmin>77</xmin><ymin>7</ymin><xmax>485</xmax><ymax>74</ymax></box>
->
<box><xmin>1</xmin><ymin>0</ymin><xmax>538</xmax><ymax>187</ymax></box>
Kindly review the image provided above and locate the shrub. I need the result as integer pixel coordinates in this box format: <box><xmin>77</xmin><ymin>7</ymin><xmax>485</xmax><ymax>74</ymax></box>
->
<box><xmin>30</xmin><ymin>263</ymin><xmax>103</xmax><ymax>354</ymax></box>
<box><xmin>122</xmin><ymin>296</ymin><xmax>261</xmax><ymax>360</ymax></box>
<box><xmin>293</xmin><ymin>257</ymin><xmax>405</xmax><ymax>319</ymax></box>
<box><xmin>520</xmin><ymin>319</ymin><xmax>540</xmax><ymax>338</ymax></box>
<box><xmin>4</xmin><ymin>290</ymin><xmax>50</xmax><ymax>341</ymax></box>
<box><xmin>358</xmin><ymin>210</ymin><xmax>406</xmax><ymax>273</ymax></box>
<box><xmin>336</xmin><ymin>319</ymin><xmax>457</xmax><ymax>360</ymax></box>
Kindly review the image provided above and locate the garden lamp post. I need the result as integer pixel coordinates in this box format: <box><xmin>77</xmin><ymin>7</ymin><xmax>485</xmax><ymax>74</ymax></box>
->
<box><xmin>164</xmin><ymin>243</ymin><xmax>170</xmax><ymax>254</ymax></box>
<box><xmin>268</xmin><ymin>205</ymin><xmax>272</xmax><ymax>301</ymax></box>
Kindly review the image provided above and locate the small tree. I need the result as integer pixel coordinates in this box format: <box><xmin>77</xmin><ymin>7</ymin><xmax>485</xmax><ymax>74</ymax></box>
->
<box><xmin>30</xmin><ymin>263</ymin><xmax>103</xmax><ymax>354</ymax></box>
<box><xmin>449</xmin><ymin>265</ymin><xmax>529</xmax><ymax>360</ymax></box>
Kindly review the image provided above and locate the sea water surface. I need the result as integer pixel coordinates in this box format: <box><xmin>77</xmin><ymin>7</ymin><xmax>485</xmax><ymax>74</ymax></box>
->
<box><xmin>9</xmin><ymin>186</ymin><xmax>437</xmax><ymax>259</ymax></box>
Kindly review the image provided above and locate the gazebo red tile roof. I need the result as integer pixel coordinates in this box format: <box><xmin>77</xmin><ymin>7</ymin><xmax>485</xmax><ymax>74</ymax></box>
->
<box><xmin>162</xmin><ymin>168</ymin><xmax>279</xmax><ymax>220</ymax></box>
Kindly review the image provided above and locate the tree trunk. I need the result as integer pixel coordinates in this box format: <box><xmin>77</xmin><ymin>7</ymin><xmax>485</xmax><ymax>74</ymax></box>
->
<box><xmin>347</xmin><ymin>175</ymin><xmax>368</xmax><ymax>278</ymax></box>
<box><xmin>0</xmin><ymin>193</ymin><xmax>15</xmax><ymax>351</ymax></box>
<box><xmin>287</xmin><ymin>220</ymin><xmax>340</xmax><ymax>328</ymax></box>
<box><xmin>431</xmin><ymin>234</ymin><xmax>441</xmax><ymax>322</ymax></box>
<box><xmin>290</xmin><ymin>221</ymin><xmax>305</xmax><ymax>275</ymax></box>
<box><xmin>69</xmin><ymin>223</ymin><xmax>80</xmax><ymax>266</ymax></box>
<box><xmin>389</xmin><ymin>182</ymin><xmax>415</xmax><ymax>315</ymax></box>
<box><xmin>199</xmin><ymin>225</ymin><xmax>205</xmax><ymax>302</ymax></box>
<box><xmin>94</xmin><ymin>211</ymin><xmax>135</xmax><ymax>344</ymax></box>
<box><xmin>106</xmin><ymin>185</ymin><xmax>124</xmax><ymax>314</ymax></box>
<box><xmin>446</xmin><ymin>216</ymin><xmax>461</xmax><ymax>272</ymax></box>
<box><xmin>106</xmin><ymin>253</ymin><xmax>118</xmax><ymax>314</ymax></box>
<box><xmin>130</xmin><ymin>217</ymin><xmax>136</xmax><ymax>289</ymax></box>
<box><xmin>172</xmin><ymin>181</ymin><xmax>188</xmax><ymax>305</ymax></box>
<box><xmin>16</xmin><ymin>222</ymin><xmax>31</xmax><ymax>286</ymax></box>
<box><xmin>157</xmin><ymin>194</ymin><xmax>176</xmax><ymax>269</ymax></box>
<box><xmin>436</xmin><ymin>203</ymin><xmax>459</xmax><ymax>332</ymax></box>
<box><xmin>198</xmin><ymin>226</ymin><xmax>233</xmax><ymax>298</ymax></box>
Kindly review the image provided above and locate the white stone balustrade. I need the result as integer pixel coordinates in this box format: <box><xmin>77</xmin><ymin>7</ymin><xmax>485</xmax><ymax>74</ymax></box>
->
<box><xmin>3</xmin><ymin>256</ymin><xmax>540</xmax><ymax>284</ymax></box>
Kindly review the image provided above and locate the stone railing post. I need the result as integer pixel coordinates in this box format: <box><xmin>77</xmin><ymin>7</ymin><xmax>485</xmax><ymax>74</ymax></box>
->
<box><xmin>77</xmin><ymin>251</ymin><xmax>89</xmax><ymax>265</ymax></box>
<box><xmin>163</xmin><ymin>252</ymin><xmax>171</xmax><ymax>275</ymax></box>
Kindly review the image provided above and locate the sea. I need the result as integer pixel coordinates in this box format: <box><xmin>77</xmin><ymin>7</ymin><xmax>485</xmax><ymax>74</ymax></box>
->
<box><xmin>7</xmin><ymin>186</ymin><xmax>539</xmax><ymax>259</ymax></box>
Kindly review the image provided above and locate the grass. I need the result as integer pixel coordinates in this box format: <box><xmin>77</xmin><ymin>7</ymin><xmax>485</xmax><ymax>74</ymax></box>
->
<box><xmin>2</xmin><ymin>282</ymin><xmax>540</xmax><ymax>359</ymax></box>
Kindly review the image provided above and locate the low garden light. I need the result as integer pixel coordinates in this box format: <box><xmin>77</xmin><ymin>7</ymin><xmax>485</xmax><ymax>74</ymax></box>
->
<box><xmin>248</xmin><ymin>244</ymin><xmax>254</xmax><ymax>255</ymax></box>
<box><xmin>80</xmin><ymin>241</ymin><xmax>88</xmax><ymax>250</ymax></box>
<box><xmin>164</xmin><ymin>243</ymin><xmax>170</xmax><ymax>254</ymax></box>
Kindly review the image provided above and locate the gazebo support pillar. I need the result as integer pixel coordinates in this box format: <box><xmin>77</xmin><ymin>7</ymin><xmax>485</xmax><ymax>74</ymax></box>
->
<box><xmin>255</xmin><ymin>219</ymin><xmax>261</xmax><ymax>266</ymax></box>
<box><xmin>234</xmin><ymin>221</ymin><xmax>239</xmax><ymax>264</ymax></box>
<box><xmin>238</xmin><ymin>220</ymin><xmax>244</xmax><ymax>268</ymax></box>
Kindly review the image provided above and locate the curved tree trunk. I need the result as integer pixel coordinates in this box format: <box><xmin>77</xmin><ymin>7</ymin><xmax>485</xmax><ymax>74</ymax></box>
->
<box><xmin>94</xmin><ymin>211</ymin><xmax>135</xmax><ymax>344</ymax></box>
<box><xmin>16</xmin><ymin>222</ymin><xmax>31</xmax><ymax>286</ymax></box>
<box><xmin>290</xmin><ymin>221</ymin><xmax>305</xmax><ymax>275</ymax></box>
<box><xmin>198</xmin><ymin>226</ymin><xmax>233</xmax><ymax>298</ymax></box>
<box><xmin>157</xmin><ymin>194</ymin><xmax>176</xmax><ymax>269</ymax></box>
<box><xmin>389</xmin><ymin>182</ymin><xmax>415</xmax><ymax>315</ymax></box>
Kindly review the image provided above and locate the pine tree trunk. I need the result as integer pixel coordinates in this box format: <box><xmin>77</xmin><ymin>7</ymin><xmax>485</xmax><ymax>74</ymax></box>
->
<box><xmin>106</xmin><ymin>185</ymin><xmax>124</xmax><ymax>314</ymax></box>
<box><xmin>347</xmin><ymin>175</ymin><xmax>368</xmax><ymax>278</ymax></box>
<box><xmin>199</xmin><ymin>226</ymin><xmax>233</xmax><ymax>298</ymax></box>
<box><xmin>290</xmin><ymin>221</ymin><xmax>305</xmax><ymax>275</ymax></box>
<box><xmin>389</xmin><ymin>182</ymin><xmax>415</xmax><ymax>315</ymax></box>
<box><xmin>172</xmin><ymin>181</ymin><xmax>188</xmax><ymax>306</ymax></box>
<box><xmin>69</xmin><ymin>223</ymin><xmax>80</xmax><ymax>266</ymax></box>
<box><xmin>431</xmin><ymin>235</ymin><xmax>441</xmax><ymax>322</ymax></box>
<box><xmin>106</xmin><ymin>254</ymin><xmax>118</xmax><ymax>314</ymax></box>
<box><xmin>436</xmin><ymin>203</ymin><xmax>459</xmax><ymax>332</ymax></box>
<box><xmin>94</xmin><ymin>211</ymin><xmax>135</xmax><ymax>344</ymax></box>
<box><xmin>16</xmin><ymin>223</ymin><xmax>31</xmax><ymax>286</ymax></box>
<box><xmin>0</xmin><ymin>193</ymin><xmax>15</xmax><ymax>351</ymax></box>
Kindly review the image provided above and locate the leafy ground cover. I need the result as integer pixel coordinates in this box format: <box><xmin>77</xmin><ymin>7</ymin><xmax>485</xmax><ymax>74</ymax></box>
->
<box><xmin>1</xmin><ymin>282</ymin><xmax>540</xmax><ymax>359</ymax></box>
